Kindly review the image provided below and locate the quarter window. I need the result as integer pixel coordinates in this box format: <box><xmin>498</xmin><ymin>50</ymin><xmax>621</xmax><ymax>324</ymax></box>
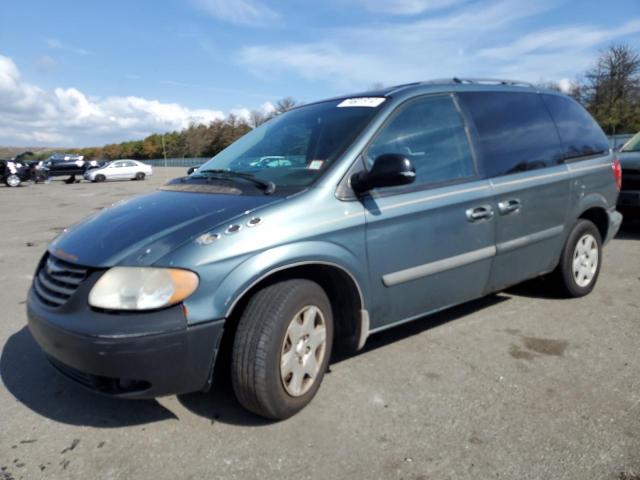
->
<box><xmin>541</xmin><ymin>94</ymin><xmax>609</xmax><ymax>160</ymax></box>
<box><xmin>459</xmin><ymin>92</ymin><xmax>563</xmax><ymax>177</ymax></box>
<box><xmin>366</xmin><ymin>95</ymin><xmax>475</xmax><ymax>188</ymax></box>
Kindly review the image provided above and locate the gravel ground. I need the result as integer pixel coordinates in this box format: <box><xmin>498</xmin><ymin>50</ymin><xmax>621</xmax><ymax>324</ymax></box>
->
<box><xmin>1</xmin><ymin>168</ymin><xmax>639</xmax><ymax>480</ymax></box>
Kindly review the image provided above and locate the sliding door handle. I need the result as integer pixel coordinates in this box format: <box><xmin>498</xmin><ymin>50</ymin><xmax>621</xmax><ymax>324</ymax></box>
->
<box><xmin>497</xmin><ymin>199</ymin><xmax>521</xmax><ymax>215</ymax></box>
<box><xmin>466</xmin><ymin>205</ymin><xmax>494</xmax><ymax>222</ymax></box>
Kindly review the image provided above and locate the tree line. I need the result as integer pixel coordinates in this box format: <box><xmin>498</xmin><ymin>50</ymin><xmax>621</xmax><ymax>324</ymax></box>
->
<box><xmin>540</xmin><ymin>44</ymin><xmax>639</xmax><ymax>135</ymax></box>
<box><xmin>29</xmin><ymin>97</ymin><xmax>301</xmax><ymax>161</ymax></box>
<box><xmin>33</xmin><ymin>44</ymin><xmax>640</xmax><ymax>161</ymax></box>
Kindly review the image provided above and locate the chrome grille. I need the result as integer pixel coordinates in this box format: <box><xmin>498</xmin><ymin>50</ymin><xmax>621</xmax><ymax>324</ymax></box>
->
<box><xmin>33</xmin><ymin>255</ymin><xmax>88</xmax><ymax>307</ymax></box>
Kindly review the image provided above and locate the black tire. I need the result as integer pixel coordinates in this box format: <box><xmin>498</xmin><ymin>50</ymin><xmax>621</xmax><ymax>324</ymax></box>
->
<box><xmin>94</xmin><ymin>174</ymin><xmax>106</xmax><ymax>183</ymax></box>
<box><xmin>552</xmin><ymin>219</ymin><xmax>602</xmax><ymax>298</ymax></box>
<box><xmin>231</xmin><ymin>279</ymin><xmax>333</xmax><ymax>420</ymax></box>
<box><xmin>135</xmin><ymin>172</ymin><xmax>145</xmax><ymax>181</ymax></box>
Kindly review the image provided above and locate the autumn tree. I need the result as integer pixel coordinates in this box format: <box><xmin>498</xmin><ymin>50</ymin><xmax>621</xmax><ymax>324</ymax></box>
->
<box><xmin>580</xmin><ymin>44</ymin><xmax>640</xmax><ymax>134</ymax></box>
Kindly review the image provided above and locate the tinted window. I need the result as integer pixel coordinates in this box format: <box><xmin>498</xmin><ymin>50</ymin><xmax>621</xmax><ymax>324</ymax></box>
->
<box><xmin>542</xmin><ymin>94</ymin><xmax>609</xmax><ymax>160</ymax></box>
<box><xmin>459</xmin><ymin>92</ymin><xmax>563</xmax><ymax>177</ymax></box>
<box><xmin>366</xmin><ymin>95</ymin><xmax>475</xmax><ymax>188</ymax></box>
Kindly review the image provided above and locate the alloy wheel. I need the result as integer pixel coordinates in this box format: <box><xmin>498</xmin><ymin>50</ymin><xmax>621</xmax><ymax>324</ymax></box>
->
<box><xmin>280</xmin><ymin>305</ymin><xmax>327</xmax><ymax>397</ymax></box>
<box><xmin>573</xmin><ymin>233</ymin><xmax>599</xmax><ymax>287</ymax></box>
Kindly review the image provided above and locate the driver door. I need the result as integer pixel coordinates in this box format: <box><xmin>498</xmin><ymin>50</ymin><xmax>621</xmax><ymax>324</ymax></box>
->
<box><xmin>361</xmin><ymin>94</ymin><xmax>496</xmax><ymax>330</ymax></box>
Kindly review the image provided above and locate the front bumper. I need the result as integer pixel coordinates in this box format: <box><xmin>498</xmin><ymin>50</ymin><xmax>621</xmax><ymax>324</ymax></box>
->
<box><xmin>27</xmin><ymin>286</ymin><xmax>225</xmax><ymax>398</ymax></box>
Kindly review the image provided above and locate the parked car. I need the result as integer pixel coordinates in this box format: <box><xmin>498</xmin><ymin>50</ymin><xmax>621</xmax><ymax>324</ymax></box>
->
<box><xmin>187</xmin><ymin>165</ymin><xmax>201</xmax><ymax>175</ymax></box>
<box><xmin>0</xmin><ymin>151</ymin><xmax>34</xmax><ymax>187</ymax></box>
<box><xmin>84</xmin><ymin>160</ymin><xmax>153</xmax><ymax>182</ymax></box>
<box><xmin>27</xmin><ymin>79</ymin><xmax>622</xmax><ymax>420</ymax></box>
<box><xmin>1</xmin><ymin>151</ymin><xmax>44</xmax><ymax>187</ymax></box>
<box><xmin>43</xmin><ymin>154</ymin><xmax>102</xmax><ymax>183</ymax></box>
<box><xmin>608</xmin><ymin>134</ymin><xmax>634</xmax><ymax>151</ymax></box>
<box><xmin>617</xmin><ymin>131</ymin><xmax>640</xmax><ymax>218</ymax></box>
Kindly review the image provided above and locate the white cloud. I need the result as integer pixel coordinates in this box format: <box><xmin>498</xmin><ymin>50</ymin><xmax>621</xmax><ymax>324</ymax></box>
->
<box><xmin>189</xmin><ymin>0</ymin><xmax>279</xmax><ymax>26</ymax></box>
<box><xmin>0</xmin><ymin>54</ymin><xmax>225</xmax><ymax>146</ymax></box>
<box><xmin>479</xmin><ymin>19</ymin><xmax>640</xmax><ymax>61</ymax></box>
<box><xmin>239</xmin><ymin>0</ymin><xmax>558</xmax><ymax>88</ymax></box>
<box><xmin>229</xmin><ymin>101</ymin><xmax>276</xmax><ymax>122</ymax></box>
<box><xmin>355</xmin><ymin>0</ymin><xmax>468</xmax><ymax>15</ymax></box>
<box><xmin>46</xmin><ymin>37</ymin><xmax>92</xmax><ymax>56</ymax></box>
<box><xmin>558</xmin><ymin>78</ymin><xmax>574</xmax><ymax>93</ymax></box>
<box><xmin>238</xmin><ymin>0</ymin><xmax>640</xmax><ymax>91</ymax></box>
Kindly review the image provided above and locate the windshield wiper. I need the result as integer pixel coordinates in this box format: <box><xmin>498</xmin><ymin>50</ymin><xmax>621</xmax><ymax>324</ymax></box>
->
<box><xmin>196</xmin><ymin>169</ymin><xmax>276</xmax><ymax>194</ymax></box>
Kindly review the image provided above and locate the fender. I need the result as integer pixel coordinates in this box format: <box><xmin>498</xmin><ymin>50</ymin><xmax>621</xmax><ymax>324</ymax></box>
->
<box><xmin>183</xmin><ymin>241</ymin><xmax>369</xmax><ymax>325</ymax></box>
<box><xmin>573</xmin><ymin>191</ymin><xmax>609</xmax><ymax>219</ymax></box>
<box><xmin>218</xmin><ymin>241</ymin><xmax>368</xmax><ymax>319</ymax></box>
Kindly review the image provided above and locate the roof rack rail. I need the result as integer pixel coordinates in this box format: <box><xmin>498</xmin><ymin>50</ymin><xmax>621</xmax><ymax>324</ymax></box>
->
<box><xmin>420</xmin><ymin>78</ymin><xmax>535</xmax><ymax>88</ymax></box>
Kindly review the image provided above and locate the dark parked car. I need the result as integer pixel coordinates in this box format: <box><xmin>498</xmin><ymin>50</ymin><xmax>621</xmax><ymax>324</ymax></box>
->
<box><xmin>0</xmin><ymin>151</ymin><xmax>35</xmax><ymax>187</ymax></box>
<box><xmin>43</xmin><ymin>154</ymin><xmax>103</xmax><ymax>182</ymax></box>
<box><xmin>27</xmin><ymin>79</ymin><xmax>621</xmax><ymax>420</ymax></box>
<box><xmin>617</xmin><ymin>132</ymin><xmax>640</xmax><ymax>218</ymax></box>
<box><xmin>187</xmin><ymin>164</ymin><xmax>201</xmax><ymax>175</ymax></box>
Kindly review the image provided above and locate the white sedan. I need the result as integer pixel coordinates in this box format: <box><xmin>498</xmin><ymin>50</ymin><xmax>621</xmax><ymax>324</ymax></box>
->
<box><xmin>84</xmin><ymin>160</ymin><xmax>153</xmax><ymax>182</ymax></box>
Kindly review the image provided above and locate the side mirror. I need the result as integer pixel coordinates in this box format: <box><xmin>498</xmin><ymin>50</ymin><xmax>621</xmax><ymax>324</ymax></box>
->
<box><xmin>350</xmin><ymin>154</ymin><xmax>416</xmax><ymax>194</ymax></box>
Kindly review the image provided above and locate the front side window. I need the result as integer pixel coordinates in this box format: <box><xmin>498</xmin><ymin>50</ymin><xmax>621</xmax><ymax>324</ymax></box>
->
<box><xmin>195</xmin><ymin>99</ymin><xmax>383</xmax><ymax>189</ymax></box>
<box><xmin>365</xmin><ymin>95</ymin><xmax>475</xmax><ymax>188</ymax></box>
<box><xmin>541</xmin><ymin>94</ymin><xmax>609</xmax><ymax>160</ymax></box>
<box><xmin>459</xmin><ymin>92</ymin><xmax>563</xmax><ymax>177</ymax></box>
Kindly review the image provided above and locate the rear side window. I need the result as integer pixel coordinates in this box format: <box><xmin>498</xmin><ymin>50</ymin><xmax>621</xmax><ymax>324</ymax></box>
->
<box><xmin>366</xmin><ymin>95</ymin><xmax>475</xmax><ymax>188</ymax></box>
<box><xmin>459</xmin><ymin>92</ymin><xmax>563</xmax><ymax>177</ymax></box>
<box><xmin>541</xmin><ymin>94</ymin><xmax>609</xmax><ymax>160</ymax></box>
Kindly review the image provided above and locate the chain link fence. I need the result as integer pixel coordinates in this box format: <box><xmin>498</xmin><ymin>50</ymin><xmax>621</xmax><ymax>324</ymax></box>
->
<box><xmin>141</xmin><ymin>157</ymin><xmax>209</xmax><ymax>167</ymax></box>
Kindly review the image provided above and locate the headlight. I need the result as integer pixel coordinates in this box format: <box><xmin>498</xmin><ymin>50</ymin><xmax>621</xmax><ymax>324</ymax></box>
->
<box><xmin>88</xmin><ymin>267</ymin><xmax>199</xmax><ymax>310</ymax></box>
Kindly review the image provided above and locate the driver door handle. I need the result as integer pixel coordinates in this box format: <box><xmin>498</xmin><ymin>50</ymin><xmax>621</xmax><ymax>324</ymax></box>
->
<box><xmin>466</xmin><ymin>205</ymin><xmax>494</xmax><ymax>222</ymax></box>
<box><xmin>497</xmin><ymin>199</ymin><xmax>521</xmax><ymax>215</ymax></box>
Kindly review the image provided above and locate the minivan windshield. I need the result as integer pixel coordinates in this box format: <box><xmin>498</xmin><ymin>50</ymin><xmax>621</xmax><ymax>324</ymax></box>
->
<box><xmin>193</xmin><ymin>99</ymin><xmax>384</xmax><ymax>189</ymax></box>
<box><xmin>621</xmin><ymin>132</ymin><xmax>640</xmax><ymax>152</ymax></box>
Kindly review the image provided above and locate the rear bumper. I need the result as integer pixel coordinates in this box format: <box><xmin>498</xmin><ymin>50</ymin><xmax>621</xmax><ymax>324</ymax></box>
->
<box><xmin>605</xmin><ymin>208</ymin><xmax>623</xmax><ymax>244</ymax></box>
<box><xmin>618</xmin><ymin>191</ymin><xmax>640</xmax><ymax>209</ymax></box>
<box><xmin>27</xmin><ymin>288</ymin><xmax>225</xmax><ymax>398</ymax></box>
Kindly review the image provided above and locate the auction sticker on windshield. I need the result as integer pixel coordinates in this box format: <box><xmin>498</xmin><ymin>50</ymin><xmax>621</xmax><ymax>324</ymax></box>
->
<box><xmin>337</xmin><ymin>97</ymin><xmax>386</xmax><ymax>108</ymax></box>
<box><xmin>308</xmin><ymin>160</ymin><xmax>324</xmax><ymax>170</ymax></box>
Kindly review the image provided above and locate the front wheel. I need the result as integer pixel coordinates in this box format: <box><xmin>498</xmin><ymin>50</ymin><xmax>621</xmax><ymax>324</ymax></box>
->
<box><xmin>94</xmin><ymin>174</ymin><xmax>106</xmax><ymax>183</ymax></box>
<box><xmin>552</xmin><ymin>219</ymin><xmax>602</xmax><ymax>297</ymax></box>
<box><xmin>231</xmin><ymin>279</ymin><xmax>333</xmax><ymax>420</ymax></box>
<box><xmin>4</xmin><ymin>174</ymin><xmax>21</xmax><ymax>187</ymax></box>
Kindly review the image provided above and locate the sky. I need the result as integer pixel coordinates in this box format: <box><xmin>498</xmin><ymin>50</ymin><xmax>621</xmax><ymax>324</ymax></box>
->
<box><xmin>0</xmin><ymin>0</ymin><xmax>639</xmax><ymax>147</ymax></box>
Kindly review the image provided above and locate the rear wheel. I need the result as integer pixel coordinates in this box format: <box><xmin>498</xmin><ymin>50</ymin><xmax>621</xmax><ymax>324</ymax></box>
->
<box><xmin>552</xmin><ymin>219</ymin><xmax>602</xmax><ymax>297</ymax></box>
<box><xmin>4</xmin><ymin>174</ymin><xmax>21</xmax><ymax>187</ymax></box>
<box><xmin>94</xmin><ymin>174</ymin><xmax>106</xmax><ymax>183</ymax></box>
<box><xmin>135</xmin><ymin>172</ymin><xmax>145</xmax><ymax>180</ymax></box>
<box><xmin>231</xmin><ymin>279</ymin><xmax>333</xmax><ymax>420</ymax></box>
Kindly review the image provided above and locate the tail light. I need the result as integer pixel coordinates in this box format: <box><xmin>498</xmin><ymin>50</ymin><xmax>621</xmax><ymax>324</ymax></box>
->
<box><xmin>612</xmin><ymin>157</ymin><xmax>622</xmax><ymax>191</ymax></box>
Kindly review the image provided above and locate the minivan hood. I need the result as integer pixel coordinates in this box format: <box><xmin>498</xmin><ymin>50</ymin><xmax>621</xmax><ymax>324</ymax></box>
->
<box><xmin>49</xmin><ymin>190</ymin><xmax>282</xmax><ymax>267</ymax></box>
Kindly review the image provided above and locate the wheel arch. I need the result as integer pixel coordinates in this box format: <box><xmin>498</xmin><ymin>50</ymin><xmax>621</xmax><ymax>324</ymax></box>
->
<box><xmin>226</xmin><ymin>260</ymin><xmax>367</xmax><ymax>353</ymax></box>
<box><xmin>573</xmin><ymin>193</ymin><xmax>610</xmax><ymax>241</ymax></box>
<box><xmin>577</xmin><ymin>207</ymin><xmax>609</xmax><ymax>241</ymax></box>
